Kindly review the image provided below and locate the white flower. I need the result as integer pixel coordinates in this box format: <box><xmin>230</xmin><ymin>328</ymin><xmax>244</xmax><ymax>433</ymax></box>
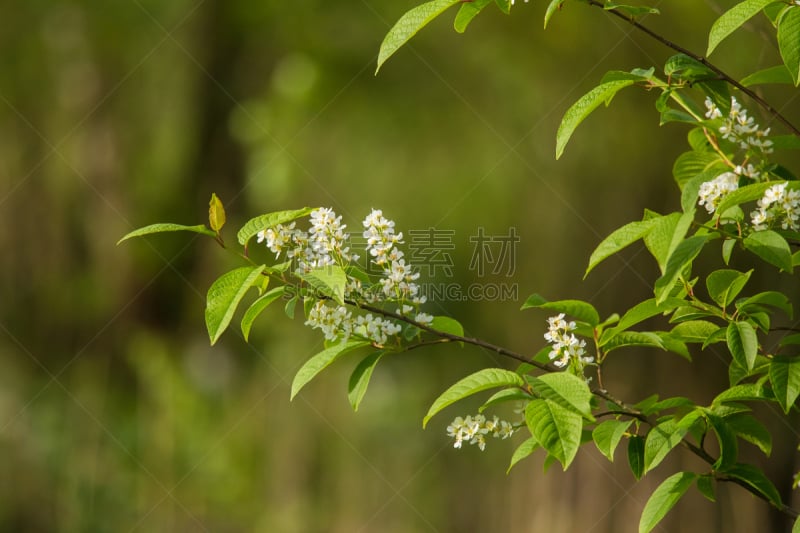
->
<box><xmin>446</xmin><ymin>414</ymin><xmax>515</xmax><ymax>450</ymax></box>
<box><xmin>544</xmin><ymin>314</ymin><xmax>593</xmax><ymax>372</ymax></box>
<box><xmin>697</xmin><ymin>172</ymin><xmax>739</xmax><ymax>214</ymax></box>
<box><xmin>415</xmin><ymin>312</ymin><xmax>434</xmax><ymax>325</ymax></box>
<box><xmin>750</xmin><ymin>182</ymin><xmax>800</xmax><ymax>231</ymax></box>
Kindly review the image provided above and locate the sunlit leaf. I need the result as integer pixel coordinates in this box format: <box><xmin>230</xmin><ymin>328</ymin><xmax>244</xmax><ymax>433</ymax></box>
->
<box><xmin>238</xmin><ymin>207</ymin><xmax>314</xmax><ymax>246</ymax></box>
<box><xmin>208</xmin><ymin>193</ymin><xmax>226</xmax><ymax>232</ymax></box>
<box><xmin>206</xmin><ymin>265</ymin><xmax>266</xmax><ymax>345</ymax></box>
<box><xmin>507</xmin><ymin>437</ymin><xmax>540</xmax><ymax>473</ymax></box>
<box><xmin>525</xmin><ymin>399</ymin><xmax>583</xmax><ymax>470</ymax></box>
<box><xmin>291</xmin><ymin>340</ymin><xmax>371</xmax><ymax>399</ymax></box>
<box><xmin>726</xmin><ymin>321</ymin><xmax>759</xmax><ymax>371</ymax></box>
<box><xmin>117</xmin><ymin>223</ymin><xmax>215</xmax><ymax>244</ymax></box>
<box><xmin>348</xmin><ymin>351</ymin><xmax>385</xmax><ymax>411</ymax></box>
<box><xmin>769</xmin><ymin>356</ymin><xmax>800</xmax><ymax>413</ymax></box>
<box><xmin>707</xmin><ymin>0</ymin><xmax>779</xmax><ymax>56</ymax></box>
<box><xmin>639</xmin><ymin>471</ymin><xmax>696</xmax><ymax>533</ymax></box>
<box><xmin>241</xmin><ymin>286</ymin><xmax>286</xmax><ymax>341</ymax></box>
<box><xmin>778</xmin><ymin>6</ymin><xmax>800</xmax><ymax>85</ymax></box>
<box><xmin>593</xmin><ymin>419</ymin><xmax>633</xmax><ymax>461</ymax></box>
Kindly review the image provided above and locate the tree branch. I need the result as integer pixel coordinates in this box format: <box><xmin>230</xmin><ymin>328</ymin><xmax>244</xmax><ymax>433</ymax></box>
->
<box><xmin>586</xmin><ymin>0</ymin><xmax>800</xmax><ymax>137</ymax></box>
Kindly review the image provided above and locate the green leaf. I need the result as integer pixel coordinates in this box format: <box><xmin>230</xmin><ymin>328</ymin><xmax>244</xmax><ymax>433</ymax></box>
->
<box><xmin>507</xmin><ymin>437</ymin><xmax>540</xmax><ymax>473</ymax></box>
<box><xmin>726</xmin><ymin>321</ymin><xmax>759</xmax><ymax>371</ymax></box>
<box><xmin>601</xmin><ymin>331</ymin><xmax>665</xmax><ymax>353</ymax></box>
<box><xmin>543</xmin><ymin>0</ymin><xmax>566</xmax><ymax>28</ymax></box>
<box><xmin>696</xmin><ymin>474</ymin><xmax>716</xmax><ymax>502</ymax></box>
<box><xmin>240</xmin><ymin>286</ymin><xmax>286</xmax><ymax>341</ymax></box>
<box><xmin>744</xmin><ymin>230</ymin><xmax>793</xmax><ymax>272</ymax></box>
<box><xmin>528</xmin><ymin>372</ymin><xmax>594</xmax><ymax>419</ymax></box>
<box><xmin>769</xmin><ymin>356</ymin><xmax>800</xmax><ymax>413</ymax></box>
<box><xmin>794</xmin><ymin>516</ymin><xmax>800</xmax><ymax>533</ymax></box>
<box><xmin>585</xmin><ymin>219</ymin><xmax>654</xmax><ymax>276</ymax></box>
<box><xmin>284</xmin><ymin>294</ymin><xmax>298</xmax><ymax>319</ymax></box>
<box><xmin>707</xmin><ymin>0</ymin><xmax>779</xmax><ymax>56</ymax></box>
<box><xmin>706</xmin><ymin>269</ymin><xmax>752</xmax><ymax>308</ymax></box>
<box><xmin>348</xmin><ymin>351</ymin><xmax>385</xmax><ymax>411</ymax></box>
<box><xmin>479</xmin><ymin>388</ymin><xmax>532</xmax><ymax>413</ymax></box>
<box><xmin>494</xmin><ymin>0</ymin><xmax>511</xmax><ymax>15</ymax></box>
<box><xmin>520</xmin><ymin>294</ymin><xmax>600</xmax><ymax>326</ymax></box>
<box><xmin>778</xmin><ymin>6</ymin><xmax>800</xmax><ymax>85</ymax></box>
<box><xmin>722</xmin><ymin>238</ymin><xmax>736</xmax><ymax>264</ymax></box>
<box><xmin>601</xmin><ymin>298</ymin><xmax>685</xmax><ymax>344</ymax></box>
<box><xmin>525</xmin><ymin>399</ymin><xmax>583</xmax><ymax>470</ymax></box>
<box><xmin>237</xmin><ymin>207</ymin><xmax>313</xmax><ymax>246</ymax></box>
<box><xmin>663</xmin><ymin>53</ymin><xmax>714</xmax><ymax>80</ymax></box>
<box><xmin>726</xmin><ymin>413</ymin><xmax>772</xmax><ymax>456</ymax></box>
<box><xmin>301</xmin><ymin>265</ymin><xmax>348</xmax><ymax>305</ymax></box>
<box><xmin>736</xmin><ymin>291</ymin><xmax>793</xmax><ymax>319</ymax></box>
<box><xmin>593</xmin><ymin>419</ymin><xmax>633</xmax><ymax>461</ymax></box>
<box><xmin>654</xmin><ymin>235</ymin><xmax>709</xmax><ymax>304</ymax></box>
<box><xmin>117</xmin><ymin>223</ymin><xmax>216</xmax><ymax>244</ymax></box>
<box><xmin>423</xmin><ymin>368</ymin><xmax>525</xmax><ymax>427</ymax></box>
<box><xmin>208</xmin><ymin>193</ymin><xmax>226</xmax><ymax>232</ymax></box>
<box><xmin>672</xmin><ymin>150</ymin><xmax>724</xmax><ymax>189</ymax></box>
<box><xmin>638</xmin><ymin>471</ymin><xmax>697</xmax><ymax>533</ymax></box>
<box><xmin>556</xmin><ymin>79</ymin><xmax>636</xmax><ymax>159</ymax></box>
<box><xmin>628</xmin><ymin>435</ymin><xmax>645</xmax><ymax>480</ymax></box>
<box><xmin>644</xmin><ymin>418</ymin><xmax>688</xmax><ymax>473</ymax></box>
<box><xmin>727</xmin><ymin>463</ymin><xmax>782</xmax><ymax>507</ymax></box>
<box><xmin>429</xmin><ymin>316</ymin><xmax>465</xmax><ymax>337</ymax></box>
<box><xmin>670</xmin><ymin>320</ymin><xmax>721</xmax><ymax>343</ymax></box>
<box><xmin>741</xmin><ymin>65</ymin><xmax>794</xmax><ymax>86</ymax></box>
<box><xmin>605</xmin><ymin>2</ymin><xmax>659</xmax><ymax>17</ymax></box>
<box><xmin>715</xmin><ymin>181</ymin><xmax>775</xmax><ymax>216</ymax></box>
<box><xmin>205</xmin><ymin>265</ymin><xmax>266</xmax><ymax>345</ymax></box>
<box><xmin>376</xmin><ymin>0</ymin><xmax>460</xmax><ymax>73</ymax></box>
<box><xmin>706</xmin><ymin>413</ymin><xmax>738</xmax><ymax>471</ymax></box>
<box><xmin>714</xmin><ymin>383</ymin><xmax>768</xmax><ymax>404</ymax></box>
<box><xmin>454</xmin><ymin>0</ymin><xmax>492</xmax><ymax>33</ymax></box>
<box><xmin>291</xmin><ymin>340</ymin><xmax>370</xmax><ymax>400</ymax></box>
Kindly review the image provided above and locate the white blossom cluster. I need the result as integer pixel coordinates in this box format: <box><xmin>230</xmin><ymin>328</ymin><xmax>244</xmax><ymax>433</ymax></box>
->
<box><xmin>256</xmin><ymin>207</ymin><xmax>435</xmax><ymax>346</ymax></box>
<box><xmin>362</xmin><ymin>209</ymin><xmax>427</xmax><ymax>309</ymax></box>
<box><xmin>256</xmin><ymin>208</ymin><xmax>357</xmax><ymax>274</ymax></box>
<box><xmin>697</xmin><ymin>172</ymin><xmax>739</xmax><ymax>214</ymax></box>
<box><xmin>750</xmin><ymin>182</ymin><xmax>800</xmax><ymax>231</ymax></box>
<box><xmin>544</xmin><ymin>313</ymin><xmax>592</xmax><ymax>369</ymax></box>
<box><xmin>446</xmin><ymin>414</ymin><xmax>515</xmax><ymax>451</ymax></box>
<box><xmin>704</xmin><ymin>96</ymin><xmax>773</xmax><ymax>154</ymax></box>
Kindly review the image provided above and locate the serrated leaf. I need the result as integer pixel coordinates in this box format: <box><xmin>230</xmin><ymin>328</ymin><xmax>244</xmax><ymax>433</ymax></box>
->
<box><xmin>654</xmin><ymin>235</ymin><xmax>710</xmax><ymax>304</ymax></box>
<box><xmin>663</xmin><ymin>53</ymin><xmax>714</xmax><ymax>80</ymax></box>
<box><xmin>507</xmin><ymin>436</ymin><xmax>540</xmax><ymax>473</ymax></box>
<box><xmin>727</xmin><ymin>463</ymin><xmax>783</xmax><ymax>507</ymax></box>
<box><xmin>241</xmin><ymin>286</ymin><xmax>286</xmax><ymax>341</ymax></box>
<box><xmin>741</xmin><ymin>65</ymin><xmax>794</xmax><ymax>86</ymax></box>
<box><xmin>672</xmin><ymin>150</ymin><xmax>724</xmax><ymax>189</ymax></box>
<box><xmin>585</xmin><ymin>219</ymin><xmax>654</xmax><ymax>276</ymax></box>
<box><xmin>520</xmin><ymin>294</ymin><xmax>600</xmax><ymax>326</ymax></box>
<box><xmin>208</xmin><ymin>193</ymin><xmax>226</xmax><ymax>232</ymax></box>
<box><xmin>454</xmin><ymin>0</ymin><xmax>492</xmax><ymax>32</ymax></box>
<box><xmin>600</xmin><ymin>298</ymin><xmax>685</xmax><ymax>344</ymax></box>
<box><xmin>423</xmin><ymin>369</ymin><xmax>525</xmax><ymax>427</ymax></box>
<box><xmin>601</xmin><ymin>331</ymin><xmax>665</xmax><ymax>353</ymax></box>
<box><xmin>525</xmin><ymin>399</ymin><xmax>583</xmax><ymax>470</ymax></box>
<box><xmin>778</xmin><ymin>6</ymin><xmax>800</xmax><ymax>85</ymax></box>
<box><xmin>670</xmin><ymin>320</ymin><xmax>721</xmax><ymax>343</ymax></box>
<box><xmin>237</xmin><ymin>207</ymin><xmax>314</xmax><ymax>246</ymax></box>
<box><xmin>726</xmin><ymin>413</ymin><xmax>772</xmax><ymax>456</ymax></box>
<box><xmin>205</xmin><ymin>265</ymin><xmax>266</xmax><ymax>345</ymax></box>
<box><xmin>726</xmin><ymin>321</ymin><xmax>759</xmax><ymax>371</ymax></box>
<box><xmin>301</xmin><ymin>265</ymin><xmax>347</xmax><ymax>305</ymax></box>
<box><xmin>117</xmin><ymin>223</ymin><xmax>216</xmax><ymax>244</ymax></box>
<box><xmin>529</xmin><ymin>372</ymin><xmax>594</xmax><ymax>419</ymax></box>
<box><xmin>290</xmin><ymin>340</ymin><xmax>370</xmax><ymax>400</ymax></box>
<box><xmin>769</xmin><ymin>356</ymin><xmax>800</xmax><ymax>413</ymax></box>
<box><xmin>638</xmin><ymin>471</ymin><xmax>697</xmax><ymax>533</ymax></box>
<box><xmin>376</xmin><ymin>0</ymin><xmax>460</xmax><ymax>73</ymax></box>
<box><xmin>593</xmin><ymin>419</ymin><xmax>633</xmax><ymax>461</ymax></box>
<box><xmin>348</xmin><ymin>350</ymin><xmax>385</xmax><ymax>411</ymax></box>
<box><xmin>707</xmin><ymin>0</ymin><xmax>779</xmax><ymax>56</ymax></box>
<box><xmin>737</xmin><ymin>291</ymin><xmax>793</xmax><ymax>319</ymax></box>
<box><xmin>706</xmin><ymin>269</ymin><xmax>752</xmax><ymax>308</ymax></box>
<box><xmin>556</xmin><ymin>79</ymin><xmax>636</xmax><ymax>159</ymax></box>
<box><xmin>628</xmin><ymin>435</ymin><xmax>645</xmax><ymax>479</ymax></box>
<box><xmin>744</xmin><ymin>230</ymin><xmax>793</xmax><ymax>272</ymax></box>
<box><xmin>644</xmin><ymin>418</ymin><xmax>688</xmax><ymax>473</ymax></box>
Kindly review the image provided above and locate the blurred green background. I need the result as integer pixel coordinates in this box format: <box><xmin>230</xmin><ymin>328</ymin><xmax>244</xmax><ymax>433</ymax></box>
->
<box><xmin>2</xmin><ymin>1</ymin><xmax>799</xmax><ymax>531</ymax></box>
